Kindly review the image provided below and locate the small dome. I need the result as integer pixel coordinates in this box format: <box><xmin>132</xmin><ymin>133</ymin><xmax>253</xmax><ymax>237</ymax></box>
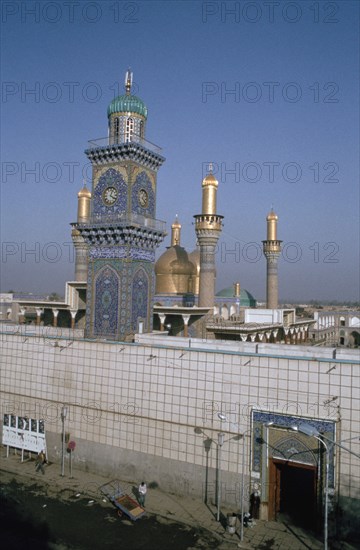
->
<box><xmin>107</xmin><ymin>94</ymin><xmax>147</xmax><ymax>119</ymax></box>
<box><xmin>78</xmin><ymin>185</ymin><xmax>91</xmax><ymax>199</ymax></box>
<box><xmin>267</xmin><ymin>209</ymin><xmax>278</xmax><ymax>221</ymax></box>
<box><xmin>216</xmin><ymin>287</ymin><xmax>256</xmax><ymax>307</ymax></box>
<box><xmin>202</xmin><ymin>173</ymin><xmax>218</xmax><ymax>187</ymax></box>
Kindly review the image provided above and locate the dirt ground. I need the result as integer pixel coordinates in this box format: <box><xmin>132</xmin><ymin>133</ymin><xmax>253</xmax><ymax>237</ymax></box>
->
<box><xmin>0</xmin><ymin>470</ymin><xmax>223</xmax><ymax>550</ymax></box>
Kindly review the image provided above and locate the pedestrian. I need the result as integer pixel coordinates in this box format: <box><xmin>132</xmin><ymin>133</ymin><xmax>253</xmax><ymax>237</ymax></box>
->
<box><xmin>35</xmin><ymin>450</ymin><xmax>47</xmax><ymax>474</ymax></box>
<box><xmin>138</xmin><ymin>481</ymin><xmax>147</xmax><ymax>507</ymax></box>
<box><xmin>250</xmin><ymin>490</ymin><xmax>260</xmax><ymax>519</ymax></box>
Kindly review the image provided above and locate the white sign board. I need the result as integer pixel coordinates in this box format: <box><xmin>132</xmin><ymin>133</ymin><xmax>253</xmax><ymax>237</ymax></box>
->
<box><xmin>2</xmin><ymin>414</ymin><xmax>47</xmax><ymax>454</ymax></box>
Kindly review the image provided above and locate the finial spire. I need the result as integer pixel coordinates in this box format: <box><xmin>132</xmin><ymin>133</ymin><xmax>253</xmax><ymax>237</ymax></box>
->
<box><xmin>208</xmin><ymin>162</ymin><xmax>213</xmax><ymax>173</ymax></box>
<box><xmin>125</xmin><ymin>68</ymin><xmax>133</xmax><ymax>95</ymax></box>
<box><xmin>171</xmin><ymin>214</ymin><xmax>181</xmax><ymax>246</ymax></box>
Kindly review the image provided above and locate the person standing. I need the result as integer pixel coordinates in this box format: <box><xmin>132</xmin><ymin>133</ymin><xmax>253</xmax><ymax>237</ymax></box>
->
<box><xmin>138</xmin><ymin>481</ymin><xmax>147</xmax><ymax>507</ymax></box>
<box><xmin>250</xmin><ymin>489</ymin><xmax>260</xmax><ymax>519</ymax></box>
<box><xmin>35</xmin><ymin>450</ymin><xmax>46</xmax><ymax>474</ymax></box>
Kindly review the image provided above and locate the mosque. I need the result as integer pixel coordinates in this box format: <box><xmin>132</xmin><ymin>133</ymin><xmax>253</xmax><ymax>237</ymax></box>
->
<box><xmin>7</xmin><ymin>70</ymin><xmax>313</xmax><ymax>345</ymax></box>
<box><xmin>1</xmin><ymin>72</ymin><xmax>359</xmax><ymax>544</ymax></box>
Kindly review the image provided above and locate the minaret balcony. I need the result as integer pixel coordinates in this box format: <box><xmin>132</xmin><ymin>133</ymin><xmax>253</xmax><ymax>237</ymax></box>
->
<box><xmin>72</xmin><ymin>216</ymin><xmax>167</xmax><ymax>249</ymax></box>
<box><xmin>73</xmin><ymin>211</ymin><xmax>166</xmax><ymax>232</ymax></box>
<box><xmin>85</xmin><ymin>134</ymin><xmax>165</xmax><ymax>169</ymax></box>
<box><xmin>262</xmin><ymin>240</ymin><xmax>282</xmax><ymax>254</ymax></box>
<box><xmin>194</xmin><ymin>214</ymin><xmax>223</xmax><ymax>232</ymax></box>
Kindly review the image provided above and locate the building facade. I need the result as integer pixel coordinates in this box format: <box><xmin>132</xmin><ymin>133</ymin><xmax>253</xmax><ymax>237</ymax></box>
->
<box><xmin>310</xmin><ymin>311</ymin><xmax>360</xmax><ymax>347</ymax></box>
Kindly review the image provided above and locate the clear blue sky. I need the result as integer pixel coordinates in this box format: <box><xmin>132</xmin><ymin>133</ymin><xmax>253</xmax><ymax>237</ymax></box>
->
<box><xmin>1</xmin><ymin>0</ymin><xmax>359</xmax><ymax>302</ymax></box>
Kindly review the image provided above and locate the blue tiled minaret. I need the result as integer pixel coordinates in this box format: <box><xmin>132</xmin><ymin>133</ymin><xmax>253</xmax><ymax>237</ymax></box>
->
<box><xmin>74</xmin><ymin>70</ymin><xmax>166</xmax><ymax>340</ymax></box>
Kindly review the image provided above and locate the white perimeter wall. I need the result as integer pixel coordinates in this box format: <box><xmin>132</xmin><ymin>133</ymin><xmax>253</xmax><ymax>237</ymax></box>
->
<box><xmin>0</xmin><ymin>325</ymin><xmax>359</xmax><ymax>509</ymax></box>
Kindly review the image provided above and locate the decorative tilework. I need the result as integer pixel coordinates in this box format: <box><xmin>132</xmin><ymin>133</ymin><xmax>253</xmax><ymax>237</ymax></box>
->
<box><xmin>77</xmin><ymin>223</ymin><xmax>165</xmax><ymax>249</ymax></box>
<box><xmin>85</xmin><ymin>257</ymin><xmax>155</xmax><ymax>340</ymax></box>
<box><xmin>130</xmin><ymin>249</ymin><xmax>155</xmax><ymax>261</ymax></box>
<box><xmin>272</xmin><ymin>436</ymin><xmax>317</xmax><ymax>465</ymax></box>
<box><xmin>86</xmin><ymin>143</ymin><xmax>165</xmax><ymax>170</ymax></box>
<box><xmin>90</xmin><ymin>247</ymin><xmax>127</xmax><ymax>259</ymax></box>
<box><xmin>93</xmin><ymin>168</ymin><xmax>127</xmax><ymax>218</ymax></box>
<box><xmin>89</xmin><ymin>246</ymin><xmax>155</xmax><ymax>262</ymax></box>
<box><xmin>93</xmin><ymin>266</ymin><xmax>119</xmax><ymax>338</ymax></box>
<box><xmin>84</xmin><ymin>133</ymin><xmax>163</xmax><ymax>339</ymax></box>
<box><xmin>131</xmin><ymin>267</ymin><xmax>149</xmax><ymax>331</ymax></box>
<box><xmin>252</xmin><ymin>410</ymin><xmax>336</xmax><ymax>486</ymax></box>
<box><xmin>132</xmin><ymin>171</ymin><xmax>155</xmax><ymax>217</ymax></box>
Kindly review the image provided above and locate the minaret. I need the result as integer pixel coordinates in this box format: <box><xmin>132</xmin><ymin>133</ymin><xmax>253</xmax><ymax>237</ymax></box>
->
<box><xmin>74</xmin><ymin>70</ymin><xmax>166</xmax><ymax>340</ymax></box>
<box><xmin>194</xmin><ymin>168</ymin><xmax>223</xmax><ymax>307</ymax></box>
<box><xmin>262</xmin><ymin>209</ymin><xmax>282</xmax><ymax>309</ymax></box>
<box><xmin>71</xmin><ymin>183</ymin><xmax>91</xmax><ymax>281</ymax></box>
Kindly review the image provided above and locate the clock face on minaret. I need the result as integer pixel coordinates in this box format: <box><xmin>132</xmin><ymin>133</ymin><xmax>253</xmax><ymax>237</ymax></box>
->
<box><xmin>138</xmin><ymin>188</ymin><xmax>148</xmax><ymax>208</ymax></box>
<box><xmin>92</xmin><ymin>168</ymin><xmax>127</xmax><ymax>216</ymax></box>
<box><xmin>80</xmin><ymin>71</ymin><xmax>166</xmax><ymax>342</ymax></box>
<box><xmin>102</xmin><ymin>186</ymin><xmax>118</xmax><ymax>206</ymax></box>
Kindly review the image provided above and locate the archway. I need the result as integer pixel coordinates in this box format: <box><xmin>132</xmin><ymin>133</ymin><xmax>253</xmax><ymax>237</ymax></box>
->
<box><xmin>220</xmin><ymin>304</ymin><xmax>229</xmax><ymax>320</ymax></box>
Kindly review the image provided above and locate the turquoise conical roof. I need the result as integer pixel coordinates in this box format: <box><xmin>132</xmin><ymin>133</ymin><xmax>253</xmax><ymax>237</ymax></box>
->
<box><xmin>107</xmin><ymin>94</ymin><xmax>147</xmax><ymax>119</ymax></box>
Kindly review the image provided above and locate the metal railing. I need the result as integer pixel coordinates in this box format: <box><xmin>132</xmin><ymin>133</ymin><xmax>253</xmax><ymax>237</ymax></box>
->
<box><xmin>79</xmin><ymin>211</ymin><xmax>166</xmax><ymax>233</ymax></box>
<box><xmin>86</xmin><ymin>134</ymin><xmax>162</xmax><ymax>155</ymax></box>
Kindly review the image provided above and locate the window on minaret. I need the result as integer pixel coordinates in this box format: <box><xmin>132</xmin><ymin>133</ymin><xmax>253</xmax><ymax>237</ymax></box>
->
<box><xmin>139</xmin><ymin>120</ymin><xmax>144</xmax><ymax>139</ymax></box>
<box><xmin>125</xmin><ymin>117</ymin><xmax>134</xmax><ymax>142</ymax></box>
<box><xmin>114</xmin><ymin>118</ymin><xmax>120</xmax><ymax>142</ymax></box>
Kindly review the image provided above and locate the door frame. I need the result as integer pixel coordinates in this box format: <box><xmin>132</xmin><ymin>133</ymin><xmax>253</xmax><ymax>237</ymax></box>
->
<box><xmin>268</xmin><ymin>457</ymin><xmax>317</xmax><ymax>521</ymax></box>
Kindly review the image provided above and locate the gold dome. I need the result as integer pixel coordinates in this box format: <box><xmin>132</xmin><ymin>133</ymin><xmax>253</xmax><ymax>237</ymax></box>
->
<box><xmin>188</xmin><ymin>248</ymin><xmax>200</xmax><ymax>275</ymax></box>
<box><xmin>155</xmin><ymin>246</ymin><xmax>195</xmax><ymax>276</ymax></box>
<box><xmin>188</xmin><ymin>248</ymin><xmax>200</xmax><ymax>295</ymax></box>
<box><xmin>155</xmin><ymin>246</ymin><xmax>196</xmax><ymax>294</ymax></box>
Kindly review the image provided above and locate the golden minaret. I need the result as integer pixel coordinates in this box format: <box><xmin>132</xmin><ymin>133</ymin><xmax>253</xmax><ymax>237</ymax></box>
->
<box><xmin>71</xmin><ymin>183</ymin><xmax>91</xmax><ymax>281</ymax></box>
<box><xmin>194</xmin><ymin>166</ymin><xmax>223</xmax><ymax>307</ymax></box>
<box><xmin>262</xmin><ymin>209</ymin><xmax>282</xmax><ymax>309</ymax></box>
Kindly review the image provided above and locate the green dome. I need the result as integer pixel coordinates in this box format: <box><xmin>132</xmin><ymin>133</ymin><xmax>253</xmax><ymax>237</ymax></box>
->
<box><xmin>107</xmin><ymin>94</ymin><xmax>147</xmax><ymax>119</ymax></box>
<box><xmin>216</xmin><ymin>287</ymin><xmax>256</xmax><ymax>307</ymax></box>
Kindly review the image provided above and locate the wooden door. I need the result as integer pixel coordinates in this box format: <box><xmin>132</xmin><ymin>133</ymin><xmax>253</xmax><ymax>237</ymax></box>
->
<box><xmin>268</xmin><ymin>458</ymin><xmax>317</xmax><ymax>527</ymax></box>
